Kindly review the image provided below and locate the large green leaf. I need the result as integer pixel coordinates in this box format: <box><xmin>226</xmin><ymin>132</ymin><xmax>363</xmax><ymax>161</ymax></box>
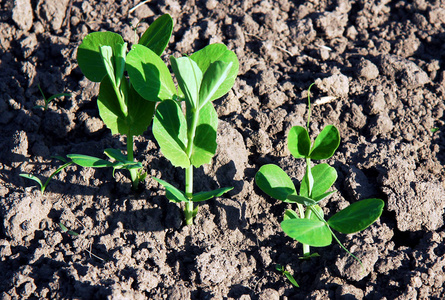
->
<box><xmin>287</xmin><ymin>126</ymin><xmax>311</xmax><ymax>159</ymax></box>
<box><xmin>153</xmin><ymin>177</ymin><xmax>188</xmax><ymax>203</ymax></box>
<box><xmin>153</xmin><ymin>100</ymin><xmax>190</xmax><ymax>168</ymax></box>
<box><xmin>190</xmin><ymin>102</ymin><xmax>218</xmax><ymax>167</ymax></box>
<box><xmin>127</xmin><ymin>44</ymin><xmax>176</xmax><ymax>101</ymax></box>
<box><xmin>255</xmin><ymin>164</ymin><xmax>295</xmax><ymax>200</ymax></box>
<box><xmin>67</xmin><ymin>154</ymin><xmax>113</xmax><ymax>168</ymax></box>
<box><xmin>97</xmin><ymin>77</ymin><xmax>155</xmax><ymax>136</ymax></box>
<box><xmin>170</xmin><ymin>56</ymin><xmax>202</xmax><ymax>109</ymax></box>
<box><xmin>328</xmin><ymin>198</ymin><xmax>384</xmax><ymax>234</ymax></box>
<box><xmin>310</xmin><ymin>125</ymin><xmax>340</xmax><ymax>160</ymax></box>
<box><xmin>192</xmin><ymin>187</ymin><xmax>234</xmax><ymax>202</ymax></box>
<box><xmin>281</xmin><ymin>218</ymin><xmax>332</xmax><ymax>247</ymax></box>
<box><xmin>198</xmin><ymin>61</ymin><xmax>232</xmax><ymax>109</ymax></box>
<box><xmin>139</xmin><ymin>14</ymin><xmax>173</xmax><ymax>56</ymax></box>
<box><xmin>77</xmin><ymin>32</ymin><xmax>124</xmax><ymax>82</ymax></box>
<box><xmin>300</xmin><ymin>163</ymin><xmax>337</xmax><ymax>198</ymax></box>
<box><xmin>190</xmin><ymin>43</ymin><xmax>239</xmax><ymax>101</ymax></box>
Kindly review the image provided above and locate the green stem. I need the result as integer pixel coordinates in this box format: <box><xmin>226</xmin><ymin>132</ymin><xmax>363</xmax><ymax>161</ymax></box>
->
<box><xmin>127</xmin><ymin>133</ymin><xmax>138</xmax><ymax>190</ymax></box>
<box><xmin>302</xmin><ymin>208</ymin><xmax>312</xmax><ymax>257</ymax></box>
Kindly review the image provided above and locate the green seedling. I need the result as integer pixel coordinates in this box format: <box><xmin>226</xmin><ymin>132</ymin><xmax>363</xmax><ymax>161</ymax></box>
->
<box><xmin>255</xmin><ymin>83</ymin><xmax>384</xmax><ymax>273</ymax></box>
<box><xmin>34</xmin><ymin>84</ymin><xmax>71</xmax><ymax>110</ymax></box>
<box><xmin>276</xmin><ymin>264</ymin><xmax>299</xmax><ymax>287</ymax></box>
<box><xmin>431</xmin><ymin>127</ymin><xmax>440</xmax><ymax>133</ymax></box>
<box><xmin>150</xmin><ymin>44</ymin><xmax>239</xmax><ymax>224</ymax></box>
<box><xmin>59</xmin><ymin>222</ymin><xmax>79</xmax><ymax>236</ymax></box>
<box><xmin>73</xmin><ymin>14</ymin><xmax>174</xmax><ymax>190</ymax></box>
<box><xmin>20</xmin><ymin>156</ymin><xmax>73</xmax><ymax>194</ymax></box>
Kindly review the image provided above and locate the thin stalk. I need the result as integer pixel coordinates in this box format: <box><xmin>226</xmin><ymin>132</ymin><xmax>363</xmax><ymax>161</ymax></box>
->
<box><xmin>302</xmin><ymin>208</ymin><xmax>312</xmax><ymax>257</ymax></box>
<box><xmin>127</xmin><ymin>133</ymin><xmax>138</xmax><ymax>190</ymax></box>
<box><xmin>183</xmin><ymin>107</ymin><xmax>200</xmax><ymax>225</ymax></box>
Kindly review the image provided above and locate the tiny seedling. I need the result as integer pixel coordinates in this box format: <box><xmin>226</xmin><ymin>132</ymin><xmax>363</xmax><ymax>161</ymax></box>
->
<box><xmin>59</xmin><ymin>222</ymin><xmax>79</xmax><ymax>236</ymax></box>
<box><xmin>276</xmin><ymin>264</ymin><xmax>299</xmax><ymax>287</ymax></box>
<box><xmin>34</xmin><ymin>84</ymin><xmax>71</xmax><ymax>110</ymax></box>
<box><xmin>151</xmin><ymin>44</ymin><xmax>239</xmax><ymax>224</ymax></box>
<box><xmin>20</xmin><ymin>156</ymin><xmax>73</xmax><ymax>194</ymax></box>
<box><xmin>255</xmin><ymin>83</ymin><xmax>384</xmax><ymax>276</ymax></box>
<box><xmin>71</xmin><ymin>14</ymin><xmax>174</xmax><ymax>190</ymax></box>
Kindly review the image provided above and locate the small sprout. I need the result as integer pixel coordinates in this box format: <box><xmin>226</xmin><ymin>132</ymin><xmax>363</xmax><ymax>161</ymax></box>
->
<box><xmin>20</xmin><ymin>157</ymin><xmax>73</xmax><ymax>194</ymax></box>
<box><xmin>34</xmin><ymin>84</ymin><xmax>71</xmax><ymax>110</ymax></box>
<box><xmin>59</xmin><ymin>222</ymin><xmax>79</xmax><ymax>236</ymax></box>
<box><xmin>276</xmin><ymin>264</ymin><xmax>299</xmax><ymax>288</ymax></box>
<box><xmin>431</xmin><ymin>127</ymin><xmax>439</xmax><ymax>133</ymax></box>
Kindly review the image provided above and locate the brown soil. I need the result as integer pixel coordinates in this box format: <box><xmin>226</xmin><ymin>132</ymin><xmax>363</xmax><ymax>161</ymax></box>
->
<box><xmin>1</xmin><ymin>0</ymin><xmax>445</xmax><ymax>299</ymax></box>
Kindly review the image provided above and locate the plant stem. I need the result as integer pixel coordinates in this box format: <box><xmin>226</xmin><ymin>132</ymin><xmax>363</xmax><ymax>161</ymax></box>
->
<box><xmin>127</xmin><ymin>133</ymin><xmax>138</xmax><ymax>190</ymax></box>
<box><xmin>302</xmin><ymin>208</ymin><xmax>312</xmax><ymax>257</ymax></box>
<box><xmin>306</xmin><ymin>82</ymin><xmax>315</xmax><ymax>129</ymax></box>
<box><xmin>184</xmin><ymin>166</ymin><xmax>194</xmax><ymax>224</ymax></box>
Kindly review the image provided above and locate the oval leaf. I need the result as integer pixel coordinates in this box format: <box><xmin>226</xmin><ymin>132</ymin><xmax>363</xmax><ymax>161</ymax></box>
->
<box><xmin>288</xmin><ymin>126</ymin><xmax>311</xmax><ymax>159</ymax></box>
<box><xmin>152</xmin><ymin>177</ymin><xmax>188</xmax><ymax>203</ymax></box>
<box><xmin>190</xmin><ymin>43</ymin><xmax>239</xmax><ymax>101</ymax></box>
<box><xmin>190</xmin><ymin>102</ymin><xmax>218</xmax><ymax>167</ymax></box>
<box><xmin>281</xmin><ymin>219</ymin><xmax>332</xmax><ymax>247</ymax></box>
<box><xmin>310</xmin><ymin>125</ymin><xmax>340</xmax><ymax>160</ymax></box>
<box><xmin>327</xmin><ymin>198</ymin><xmax>385</xmax><ymax>234</ymax></box>
<box><xmin>170</xmin><ymin>56</ymin><xmax>202</xmax><ymax>109</ymax></box>
<box><xmin>300</xmin><ymin>163</ymin><xmax>337</xmax><ymax>198</ymax></box>
<box><xmin>255</xmin><ymin>164</ymin><xmax>295</xmax><ymax>200</ymax></box>
<box><xmin>127</xmin><ymin>44</ymin><xmax>176</xmax><ymax>101</ymax></box>
<box><xmin>153</xmin><ymin>100</ymin><xmax>190</xmax><ymax>168</ymax></box>
<box><xmin>77</xmin><ymin>32</ymin><xmax>124</xmax><ymax>82</ymax></box>
<box><xmin>139</xmin><ymin>14</ymin><xmax>173</xmax><ymax>56</ymax></box>
<box><xmin>198</xmin><ymin>61</ymin><xmax>232</xmax><ymax>109</ymax></box>
<box><xmin>67</xmin><ymin>154</ymin><xmax>113</xmax><ymax>168</ymax></box>
<box><xmin>192</xmin><ymin>187</ymin><xmax>234</xmax><ymax>202</ymax></box>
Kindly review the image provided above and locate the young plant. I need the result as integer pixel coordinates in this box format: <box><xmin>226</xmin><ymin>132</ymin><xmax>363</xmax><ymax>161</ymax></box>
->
<box><xmin>34</xmin><ymin>84</ymin><xmax>71</xmax><ymax>110</ymax></box>
<box><xmin>255</xmin><ymin>84</ymin><xmax>384</xmax><ymax>266</ymax></box>
<box><xmin>149</xmin><ymin>44</ymin><xmax>239</xmax><ymax>225</ymax></box>
<box><xmin>70</xmin><ymin>14</ymin><xmax>174</xmax><ymax>190</ymax></box>
<box><xmin>276</xmin><ymin>264</ymin><xmax>299</xmax><ymax>288</ymax></box>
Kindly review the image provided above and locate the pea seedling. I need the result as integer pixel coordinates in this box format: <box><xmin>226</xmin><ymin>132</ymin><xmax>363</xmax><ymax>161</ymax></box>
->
<box><xmin>255</xmin><ymin>83</ymin><xmax>384</xmax><ymax>276</ymax></box>
<box><xmin>69</xmin><ymin>14</ymin><xmax>174</xmax><ymax>189</ymax></box>
<box><xmin>151</xmin><ymin>44</ymin><xmax>239</xmax><ymax>224</ymax></box>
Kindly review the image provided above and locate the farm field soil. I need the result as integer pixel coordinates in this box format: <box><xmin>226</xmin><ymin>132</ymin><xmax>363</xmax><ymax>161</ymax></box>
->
<box><xmin>1</xmin><ymin>0</ymin><xmax>445</xmax><ymax>299</ymax></box>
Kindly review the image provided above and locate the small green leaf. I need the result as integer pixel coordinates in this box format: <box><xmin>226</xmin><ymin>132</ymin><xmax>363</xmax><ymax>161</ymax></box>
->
<box><xmin>20</xmin><ymin>174</ymin><xmax>43</xmax><ymax>189</ymax></box>
<box><xmin>100</xmin><ymin>45</ymin><xmax>117</xmax><ymax>86</ymax></box>
<box><xmin>192</xmin><ymin>187</ymin><xmax>234</xmax><ymax>202</ymax></box>
<box><xmin>153</xmin><ymin>100</ymin><xmax>190</xmax><ymax>168</ymax></box>
<box><xmin>288</xmin><ymin>126</ymin><xmax>311</xmax><ymax>158</ymax></box>
<box><xmin>104</xmin><ymin>148</ymin><xmax>127</xmax><ymax>162</ymax></box>
<box><xmin>139</xmin><ymin>14</ymin><xmax>173</xmax><ymax>56</ymax></box>
<box><xmin>283</xmin><ymin>271</ymin><xmax>300</xmax><ymax>288</ymax></box>
<box><xmin>198</xmin><ymin>61</ymin><xmax>232</xmax><ymax>109</ymax></box>
<box><xmin>77</xmin><ymin>32</ymin><xmax>124</xmax><ymax>82</ymax></box>
<box><xmin>190</xmin><ymin>102</ymin><xmax>218</xmax><ymax>167</ymax></box>
<box><xmin>45</xmin><ymin>93</ymin><xmax>71</xmax><ymax>105</ymax></box>
<box><xmin>310</xmin><ymin>125</ymin><xmax>340</xmax><ymax>160</ymax></box>
<box><xmin>127</xmin><ymin>44</ymin><xmax>176</xmax><ymax>101</ymax></box>
<box><xmin>190</xmin><ymin>43</ymin><xmax>239</xmax><ymax>101</ymax></box>
<box><xmin>281</xmin><ymin>218</ymin><xmax>332</xmax><ymax>247</ymax></box>
<box><xmin>300</xmin><ymin>163</ymin><xmax>337</xmax><ymax>198</ymax></box>
<box><xmin>153</xmin><ymin>177</ymin><xmax>188</xmax><ymax>203</ymax></box>
<box><xmin>431</xmin><ymin>127</ymin><xmax>439</xmax><ymax>133</ymax></box>
<box><xmin>327</xmin><ymin>198</ymin><xmax>384</xmax><ymax>234</ymax></box>
<box><xmin>170</xmin><ymin>56</ymin><xmax>202</xmax><ymax>109</ymax></box>
<box><xmin>283</xmin><ymin>209</ymin><xmax>300</xmax><ymax>220</ymax></box>
<box><xmin>313</xmin><ymin>190</ymin><xmax>336</xmax><ymax>203</ymax></box>
<box><xmin>255</xmin><ymin>164</ymin><xmax>296</xmax><ymax>200</ymax></box>
<box><xmin>59</xmin><ymin>222</ymin><xmax>69</xmax><ymax>232</ymax></box>
<box><xmin>67</xmin><ymin>154</ymin><xmax>113</xmax><ymax>168</ymax></box>
<box><xmin>285</xmin><ymin>194</ymin><xmax>316</xmax><ymax>206</ymax></box>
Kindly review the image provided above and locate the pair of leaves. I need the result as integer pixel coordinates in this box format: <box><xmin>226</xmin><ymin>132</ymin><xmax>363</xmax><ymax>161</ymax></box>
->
<box><xmin>153</xmin><ymin>100</ymin><xmax>218</xmax><ymax>168</ymax></box>
<box><xmin>255</xmin><ymin>163</ymin><xmax>337</xmax><ymax>205</ymax></box>
<box><xmin>153</xmin><ymin>44</ymin><xmax>239</xmax><ymax>169</ymax></box>
<box><xmin>281</xmin><ymin>198</ymin><xmax>384</xmax><ymax>247</ymax></box>
<box><xmin>153</xmin><ymin>177</ymin><xmax>233</xmax><ymax>203</ymax></box>
<box><xmin>77</xmin><ymin>14</ymin><xmax>173</xmax><ymax>136</ymax></box>
<box><xmin>288</xmin><ymin>125</ymin><xmax>340</xmax><ymax>160</ymax></box>
<box><xmin>67</xmin><ymin>149</ymin><xmax>142</xmax><ymax>173</ymax></box>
